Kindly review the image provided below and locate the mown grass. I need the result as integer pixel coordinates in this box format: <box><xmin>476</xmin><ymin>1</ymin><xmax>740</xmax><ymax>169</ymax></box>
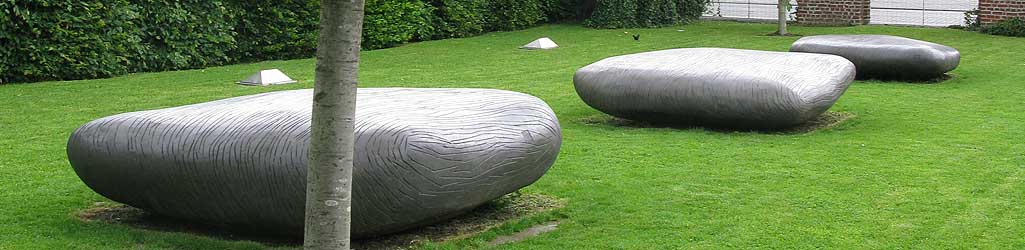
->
<box><xmin>2</xmin><ymin>21</ymin><xmax>1024</xmax><ymax>249</ymax></box>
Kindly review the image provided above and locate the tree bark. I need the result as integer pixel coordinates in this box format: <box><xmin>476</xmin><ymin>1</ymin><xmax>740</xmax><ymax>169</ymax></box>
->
<box><xmin>304</xmin><ymin>0</ymin><xmax>364</xmax><ymax>249</ymax></box>
<box><xmin>778</xmin><ymin>0</ymin><xmax>789</xmax><ymax>35</ymax></box>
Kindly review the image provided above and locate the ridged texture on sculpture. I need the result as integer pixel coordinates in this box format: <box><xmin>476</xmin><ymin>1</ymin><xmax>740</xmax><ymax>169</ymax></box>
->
<box><xmin>790</xmin><ymin>35</ymin><xmax>960</xmax><ymax>80</ymax></box>
<box><xmin>574</xmin><ymin>48</ymin><xmax>856</xmax><ymax>129</ymax></box>
<box><xmin>67</xmin><ymin>88</ymin><xmax>561</xmax><ymax>238</ymax></box>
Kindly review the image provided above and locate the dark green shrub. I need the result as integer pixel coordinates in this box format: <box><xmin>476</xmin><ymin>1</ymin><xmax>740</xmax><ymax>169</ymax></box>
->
<box><xmin>0</xmin><ymin>1</ymin><xmax>13</xmax><ymax>83</ymax></box>
<box><xmin>484</xmin><ymin>0</ymin><xmax>547</xmax><ymax>31</ymax></box>
<box><xmin>1</xmin><ymin>0</ymin><xmax>704</xmax><ymax>83</ymax></box>
<box><xmin>584</xmin><ymin>0</ymin><xmax>706</xmax><ymax>28</ymax></box>
<box><xmin>979</xmin><ymin>18</ymin><xmax>1025</xmax><ymax>37</ymax></box>
<box><xmin>1</xmin><ymin>0</ymin><xmax>140</xmax><ymax>83</ymax></box>
<box><xmin>543</xmin><ymin>0</ymin><xmax>584</xmax><ymax>21</ymax></box>
<box><xmin>133</xmin><ymin>0</ymin><xmax>238</xmax><ymax>71</ymax></box>
<box><xmin>585</xmin><ymin>0</ymin><xmax>638</xmax><ymax>28</ymax></box>
<box><xmin>962</xmin><ymin>9</ymin><xmax>980</xmax><ymax>30</ymax></box>
<box><xmin>362</xmin><ymin>0</ymin><xmax>434</xmax><ymax>49</ymax></box>
<box><xmin>233</xmin><ymin>0</ymin><xmax>319</xmax><ymax>61</ymax></box>
<box><xmin>675</xmin><ymin>0</ymin><xmax>708</xmax><ymax>22</ymax></box>
<box><xmin>636</xmin><ymin>0</ymin><xmax>678</xmax><ymax>27</ymax></box>
<box><xmin>0</xmin><ymin>0</ymin><xmax>443</xmax><ymax>83</ymax></box>
<box><xmin>235</xmin><ymin>0</ymin><xmax>434</xmax><ymax>55</ymax></box>
<box><xmin>424</xmin><ymin>0</ymin><xmax>575</xmax><ymax>39</ymax></box>
<box><xmin>427</xmin><ymin>0</ymin><xmax>487</xmax><ymax>39</ymax></box>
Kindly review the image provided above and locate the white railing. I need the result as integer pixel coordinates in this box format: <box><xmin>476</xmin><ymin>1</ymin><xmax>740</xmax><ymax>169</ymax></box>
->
<box><xmin>703</xmin><ymin>0</ymin><xmax>978</xmax><ymax>27</ymax></box>
<box><xmin>870</xmin><ymin>0</ymin><xmax>977</xmax><ymax>27</ymax></box>
<box><xmin>704</xmin><ymin>0</ymin><xmax>798</xmax><ymax>21</ymax></box>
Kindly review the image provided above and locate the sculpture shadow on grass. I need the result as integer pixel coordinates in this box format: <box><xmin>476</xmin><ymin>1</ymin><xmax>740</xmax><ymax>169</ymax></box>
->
<box><xmin>760</xmin><ymin>32</ymin><xmax>804</xmax><ymax>37</ymax></box>
<box><xmin>77</xmin><ymin>193</ymin><xmax>564</xmax><ymax>249</ymax></box>
<box><xmin>579</xmin><ymin>111</ymin><xmax>855</xmax><ymax>134</ymax></box>
<box><xmin>859</xmin><ymin>73</ymin><xmax>956</xmax><ymax>84</ymax></box>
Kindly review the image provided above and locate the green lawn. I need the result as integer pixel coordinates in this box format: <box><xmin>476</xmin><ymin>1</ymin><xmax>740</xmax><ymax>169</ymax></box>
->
<box><xmin>2</xmin><ymin>21</ymin><xmax>1025</xmax><ymax>249</ymax></box>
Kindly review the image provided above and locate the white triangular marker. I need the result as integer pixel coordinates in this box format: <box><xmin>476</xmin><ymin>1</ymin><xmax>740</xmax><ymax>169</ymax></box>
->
<box><xmin>521</xmin><ymin>37</ymin><xmax>559</xmax><ymax>50</ymax></box>
<box><xmin>237</xmin><ymin>69</ymin><xmax>298</xmax><ymax>86</ymax></box>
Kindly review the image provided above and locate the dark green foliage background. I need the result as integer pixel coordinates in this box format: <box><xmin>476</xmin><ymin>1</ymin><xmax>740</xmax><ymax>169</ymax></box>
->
<box><xmin>585</xmin><ymin>0</ymin><xmax>707</xmax><ymax>29</ymax></box>
<box><xmin>0</xmin><ymin>0</ymin><xmax>706</xmax><ymax>83</ymax></box>
<box><xmin>585</xmin><ymin>0</ymin><xmax>638</xmax><ymax>28</ymax></box>
<box><xmin>675</xmin><ymin>0</ymin><xmax>707</xmax><ymax>23</ymax></box>
<box><xmin>485</xmin><ymin>0</ymin><xmax>547</xmax><ymax>31</ymax></box>
<box><xmin>232</xmin><ymin>0</ymin><xmax>319</xmax><ymax>61</ymax></box>
<box><xmin>636</xmin><ymin>0</ymin><xmax>678</xmax><ymax>28</ymax></box>
<box><xmin>427</xmin><ymin>0</ymin><xmax>488</xmax><ymax>39</ymax></box>
<box><xmin>1</xmin><ymin>0</ymin><xmax>142</xmax><ymax>82</ymax></box>
<box><xmin>133</xmin><ymin>0</ymin><xmax>238</xmax><ymax>72</ymax></box>
<box><xmin>362</xmin><ymin>0</ymin><xmax>434</xmax><ymax>49</ymax></box>
<box><xmin>979</xmin><ymin>18</ymin><xmax>1025</xmax><ymax>37</ymax></box>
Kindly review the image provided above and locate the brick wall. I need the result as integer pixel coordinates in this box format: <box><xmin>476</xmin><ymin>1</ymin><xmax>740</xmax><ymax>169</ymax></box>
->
<box><xmin>795</xmin><ymin>0</ymin><xmax>871</xmax><ymax>25</ymax></box>
<box><xmin>979</xmin><ymin>0</ymin><xmax>1025</xmax><ymax>24</ymax></box>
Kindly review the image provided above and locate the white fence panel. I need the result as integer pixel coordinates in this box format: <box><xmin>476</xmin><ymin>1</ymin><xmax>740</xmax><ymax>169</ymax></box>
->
<box><xmin>705</xmin><ymin>0</ymin><xmax>798</xmax><ymax>21</ymax></box>
<box><xmin>870</xmin><ymin>0</ymin><xmax>978</xmax><ymax>26</ymax></box>
<box><xmin>703</xmin><ymin>0</ymin><xmax>979</xmax><ymax>27</ymax></box>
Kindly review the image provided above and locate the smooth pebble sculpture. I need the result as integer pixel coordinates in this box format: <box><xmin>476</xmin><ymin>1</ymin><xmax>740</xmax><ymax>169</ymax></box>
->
<box><xmin>790</xmin><ymin>35</ymin><xmax>960</xmax><ymax>80</ymax></box>
<box><xmin>574</xmin><ymin>48</ymin><xmax>856</xmax><ymax>129</ymax></box>
<box><xmin>67</xmin><ymin>88</ymin><xmax>562</xmax><ymax>238</ymax></box>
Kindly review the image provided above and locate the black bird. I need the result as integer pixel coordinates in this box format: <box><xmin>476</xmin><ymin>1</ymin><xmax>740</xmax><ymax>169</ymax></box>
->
<box><xmin>633</xmin><ymin>34</ymin><xmax>641</xmax><ymax>41</ymax></box>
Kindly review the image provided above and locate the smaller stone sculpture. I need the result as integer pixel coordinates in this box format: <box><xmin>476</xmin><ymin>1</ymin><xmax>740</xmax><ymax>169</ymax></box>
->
<box><xmin>790</xmin><ymin>35</ymin><xmax>960</xmax><ymax>80</ymax></box>
<box><xmin>574</xmin><ymin>48</ymin><xmax>856</xmax><ymax>129</ymax></box>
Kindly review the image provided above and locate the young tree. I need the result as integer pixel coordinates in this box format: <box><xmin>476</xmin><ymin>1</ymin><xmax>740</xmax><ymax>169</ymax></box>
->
<box><xmin>304</xmin><ymin>0</ymin><xmax>365</xmax><ymax>249</ymax></box>
<box><xmin>777</xmin><ymin>0</ymin><xmax>789</xmax><ymax>35</ymax></box>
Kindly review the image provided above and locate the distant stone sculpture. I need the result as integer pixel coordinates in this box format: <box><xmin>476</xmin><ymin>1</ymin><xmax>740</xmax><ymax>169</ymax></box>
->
<box><xmin>790</xmin><ymin>35</ymin><xmax>960</xmax><ymax>80</ymax></box>
<box><xmin>574</xmin><ymin>48</ymin><xmax>856</xmax><ymax>129</ymax></box>
<box><xmin>521</xmin><ymin>37</ymin><xmax>559</xmax><ymax>50</ymax></box>
<box><xmin>67</xmin><ymin>88</ymin><xmax>562</xmax><ymax>238</ymax></box>
<box><xmin>237</xmin><ymin>69</ymin><xmax>297</xmax><ymax>86</ymax></box>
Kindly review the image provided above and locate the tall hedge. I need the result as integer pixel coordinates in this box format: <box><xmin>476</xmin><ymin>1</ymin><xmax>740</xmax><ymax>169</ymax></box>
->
<box><xmin>0</xmin><ymin>0</ymin><xmax>705</xmax><ymax>83</ymax></box>
<box><xmin>637</xmin><ymin>0</ymin><xmax>678</xmax><ymax>27</ymax></box>
<box><xmin>544</xmin><ymin>0</ymin><xmax>585</xmax><ymax>21</ymax></box>
<box><xmin>233</xmin><ymin>0</ymin><xmax>319</xmax><ymax>61</ymax></box>
<box><xmin>427</xmin><ymin>0</ymin><xmax>488</xmax><ymax>39</ymax></box>
<box><xmin>1</xmin><ymin>0</ymin><xmax>140</xmax><ymax>82</ymax></box>
<box><xmin>585</xmin><ymin>0</ymin><xmax>707</xmax><ymax>29</ymax></box>
<box><xmin>675</xmin><ymin>0</ymin><xmax>707</xmax><ymax>23</ymax></box>
<box><xmin>485</xmin><ymin>0</ymin><xmax>547</xmax><ymax>31</ymax></box>
<box><xmin>584</xmin><ymin>0</ymin><xmax>636</xmax><ymax>28</ymax></box>
<box><xmin>363</xmin><ymin>0</ymin><xmax>434</xmax><ymax>49</ymax></box>
<box><xmin>133</xmin><ymin>0</ymin><xmax>238</xmax><ymax>71</ymax></box>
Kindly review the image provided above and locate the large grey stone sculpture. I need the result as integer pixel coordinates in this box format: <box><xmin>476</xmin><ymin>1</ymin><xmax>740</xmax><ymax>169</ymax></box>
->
<box><xmin>67</xmin><ymin>88</ymin><xmax>562</xmax><ymax>238</ymax></box>
<box><xmin>574</xmin><ymin>48</ymin><xmax>856</xmax><ymax>129</ymax></box>
<box><xmin>790</xmin><ymin>35</ymin><xmax>960</xmax><ymax>80</ymax></box>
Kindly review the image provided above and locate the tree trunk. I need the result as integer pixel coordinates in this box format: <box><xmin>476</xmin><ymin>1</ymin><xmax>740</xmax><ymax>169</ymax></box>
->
<box><xmin>304</xmin><ymin>0</ymin><xmax>365</xmax><ymax>249</ymax></box>
<box><xmin>778</xmin><ymin>0</ymin><xmax>788</xmax><ymax>35</ymax></box>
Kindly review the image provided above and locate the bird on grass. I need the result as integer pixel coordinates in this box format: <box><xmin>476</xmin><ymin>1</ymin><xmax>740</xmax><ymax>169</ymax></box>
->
<box><xmin>633</xmin><ymin>34</ymin><xmax>641</xmax><ymax>41</ymax></box>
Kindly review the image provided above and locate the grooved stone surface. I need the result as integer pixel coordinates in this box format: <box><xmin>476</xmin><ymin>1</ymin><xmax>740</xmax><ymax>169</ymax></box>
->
<box><xmin>573</xmin><ymin>48</ymin><xmax>856</xmax><ymax>129</ymax></box>
<box><xmin>67</xmin><ymin>88</ymin><xmax>562</xmax><ymax>238</ymax></box>
<box><xmin>790</xmin><ymin>35</ymin><xmax>960</xmax><ymax>80</ymax></box>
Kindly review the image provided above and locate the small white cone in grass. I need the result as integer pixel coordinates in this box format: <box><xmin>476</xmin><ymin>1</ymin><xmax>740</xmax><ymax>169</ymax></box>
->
<box><xmin>237</xmin><ymin>69</ymin><xmax>297</xmax><ymax>86</ymax></box>
<box><xmin>521</xmin><ymin>37</ymin><xmax>559</xmax><ymax>50</ymax></box>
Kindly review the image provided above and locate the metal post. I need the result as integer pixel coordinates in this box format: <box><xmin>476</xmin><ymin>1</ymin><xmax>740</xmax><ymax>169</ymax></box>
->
<box><xmin>922</xmin><ymin>0</ymin><xmax>927</xmax><ymax>26</ymax></box>
<box><xmin>750</xmin><ymin>0</ymin><xmax>758</xmax><ymax>18</ymax></box>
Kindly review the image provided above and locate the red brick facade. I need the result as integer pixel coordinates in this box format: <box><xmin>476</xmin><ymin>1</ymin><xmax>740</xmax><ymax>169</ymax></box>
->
<box><xmin>979</xmin><ymin>0</ymin><xmax>1025</xmax><ymax>24</ymax></box>
<box><xmin>795</xmin><ymin>0</ymin><xmax>871</xmax><ymax>25</ymax></box>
